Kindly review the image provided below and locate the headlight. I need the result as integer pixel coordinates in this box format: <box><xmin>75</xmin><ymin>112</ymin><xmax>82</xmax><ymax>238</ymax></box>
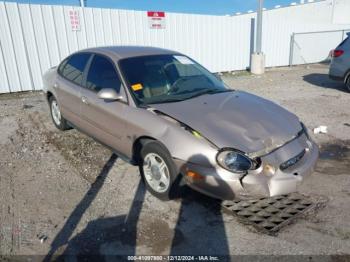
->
<box><xmin>216</xmin><ymin>150</ymin><xmax>253</xmax><ymax>173</ymax></box>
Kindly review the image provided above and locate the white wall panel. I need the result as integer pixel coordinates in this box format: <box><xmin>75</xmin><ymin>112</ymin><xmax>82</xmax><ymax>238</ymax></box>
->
<box><xmin>52</xmin><ymin>5</ymin><xmax>70</xmax><ymax>60</ymax></box>
<box><xmin>0</xmin><ymin>2</ymin><xmax>21</xmax><ymax>92</ymax></box>
<box><xmin>1</xmin><ymin>0</ymin><xmax>350</xmax><ymax>93</ymax></box>
<box><xmin>333</xmin><ymin>0</ymin><xmax>350</xmax><ymax>24</ymax></box>
<box><xmin>0</xmin><ymin>39</ymin><xmax>10</xmax><ymax>93</ymax></box>
<box><xmin>41</xmin><ymin>5</ymin><xmax>61</xmax><ymax>67</ymax></box>
<box><xmin>83</xmin><ymin>8</ymin><xmax>97</xmax><ymax>48</ymax></box>
<box><xmin>102</xmin><ymin>9</ymin><xmax>113</xmax><ymax>45</ymax></box>
<box><xmin>93</xmin><ymin>8</ymin><xmax>104</xmax><ymax>46</ymax></box>
<box><xmin>30</xmin><ymin>4</ymin><xmax>51</xmax><ymax>74</ymax></box>
<box><xmin>109</xmin><ymin>9</ymin><xmax>121</xmax><ymax>45</ymax></box>
<box><xmin>6</xmin><ymin>3</ymin><xmax>32</xmax><ymax>91</ymax></box>
<box><xmin>19</xmin><ymin>4</ymin><xmax>44</xmax><ymax>90</ymax></box>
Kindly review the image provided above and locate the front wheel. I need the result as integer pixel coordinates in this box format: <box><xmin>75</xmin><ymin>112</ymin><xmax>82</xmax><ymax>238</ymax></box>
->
<box><xmin>139</xmin><ymin>141</ymin><xmax>179</xmax><ymax>200</ymax></box>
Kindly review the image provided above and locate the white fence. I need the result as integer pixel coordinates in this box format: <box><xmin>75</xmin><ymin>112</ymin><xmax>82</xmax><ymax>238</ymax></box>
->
<box><xmin>0</xmin><ymin>0</ymin><xmax>350</xmax><ymax>93</ymax></box>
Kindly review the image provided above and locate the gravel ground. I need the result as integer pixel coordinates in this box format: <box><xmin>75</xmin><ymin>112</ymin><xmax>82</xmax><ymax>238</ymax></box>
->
<box><xmin>0</xmin><ymin>64</ymin><xmax>349</xmax><ymax>259</ymax></box>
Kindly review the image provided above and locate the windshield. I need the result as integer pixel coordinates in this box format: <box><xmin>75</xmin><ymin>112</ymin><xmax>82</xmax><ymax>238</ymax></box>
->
<box><xmin>119</xmin><ymin>54</ymin><xmax>230</xmax><ymax>105</ymax></box>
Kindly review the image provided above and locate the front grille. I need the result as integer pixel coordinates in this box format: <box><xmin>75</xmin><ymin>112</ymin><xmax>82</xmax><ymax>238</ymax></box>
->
<box><xmin>280</xmin><ymin>149</ymin><xmax>306</xmax><ymax>171</ymax></box>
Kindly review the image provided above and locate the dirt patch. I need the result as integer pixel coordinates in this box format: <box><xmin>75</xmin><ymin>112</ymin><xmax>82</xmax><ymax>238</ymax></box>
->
<box><xmin>136</xmin><ymin>217</ymin><xmax>184</xmax><ymax>253</ymax></box>
<box><xmin>26</xmin><ymin>111</ymin><xmax>114</xmax><ymax>183</ymax></box>
<box><xmin>316</xmin><ymin>140</ymin><xmax>350</xmax><ymax>176</ymax></box>
<box><xmin>319</xmin><ymin>141</ymin><xmax>350</xmax><ymax>161</ymax></box>
<box><xmin>0</xmin><ymin>117</ymin><xmax>18</xmax><ymax>145</ymax></box>
<box><xmin>59</xmin><ymin>213</ymin><xmax>184</xmax><ymax>256</ymax></box>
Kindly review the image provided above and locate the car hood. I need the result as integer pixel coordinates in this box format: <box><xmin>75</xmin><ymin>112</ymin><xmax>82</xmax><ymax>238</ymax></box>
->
<box><xmin>151</xmin><ymin>90</ymin><xmax>302</xmax><ymax>156</ymax></box>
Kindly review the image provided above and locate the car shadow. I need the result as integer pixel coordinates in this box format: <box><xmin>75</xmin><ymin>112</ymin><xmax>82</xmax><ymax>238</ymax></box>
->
<box><xmin>303</xmin><ymin>73</ymin><xmax>347</xmax><ymax>92</ymax></box>
<box><xmin>47</xmin><ymin>154</ymin><xmax>232</xmax><ymax>260</ymax></box>
<box><xmin>44</xmin><ymin>153</ymin><xmax>118</xmax><ymax>261</ymax></box>
<box><xmin>169</xmin><ymin>154</ymin><xmax>232</xmax><ymax>257</ymax></box>
<box><xmin>60</xmin><ymin>179</ymin><xmax>146</xmax><ymax>261</ymax></box>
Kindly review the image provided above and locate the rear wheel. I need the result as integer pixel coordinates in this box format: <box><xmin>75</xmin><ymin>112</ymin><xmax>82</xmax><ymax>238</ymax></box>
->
<box><xmin>49</xmin><ymin>96</ymin><xmax>70</xmax><ymax>131</ymax></box>
<box><xmin>139</xmin><ymin>141</ymin><xmax>179</xmax><ymax>200</ymax></box>
<box><xmin>346</xmin><ymin>76</ymin><xmax>350</xmax><ymax>92</ymax></box>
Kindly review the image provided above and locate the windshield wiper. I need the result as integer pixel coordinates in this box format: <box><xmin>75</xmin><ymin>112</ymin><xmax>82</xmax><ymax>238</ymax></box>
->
<box><xmin>147</xmin><ymin>98</ymin><xmax>187</xmax><ymax>104</ymax></box>
<box><xmin>186</xmin><ymin>88</ymin><xmax>232</xmax><ymax>100</ymax></box>
<box><xmin>144</xmin><ymin>89</ymin><xmax>233</xmax><ymax>105</ymax></box>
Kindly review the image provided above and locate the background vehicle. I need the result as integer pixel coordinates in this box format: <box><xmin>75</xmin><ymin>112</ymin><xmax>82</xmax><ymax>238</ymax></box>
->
<box><xmin>43</xmin><ymin>46</ymin><xmax>318</xmax><ymax>201</ymax></box>
<box><xmin>329</xmin><ymin>32</ymin><xmax>350</xmax><ymax>91</ymax></box>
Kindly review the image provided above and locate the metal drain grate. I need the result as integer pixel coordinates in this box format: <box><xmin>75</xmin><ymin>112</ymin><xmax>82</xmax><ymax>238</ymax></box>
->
<box><xmin>221</xmin><ymin>193</ymin><xmax>315</xmax><ymax>235</ymax></box>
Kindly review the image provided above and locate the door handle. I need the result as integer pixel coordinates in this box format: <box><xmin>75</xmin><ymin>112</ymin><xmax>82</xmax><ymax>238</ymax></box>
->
<box><xmin>81</xmin><ymin>96</ymin><xmax>89</xmax><ymax>105</ymax></box>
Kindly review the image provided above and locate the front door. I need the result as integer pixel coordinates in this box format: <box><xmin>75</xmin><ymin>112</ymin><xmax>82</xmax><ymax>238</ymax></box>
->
<box><xmin>79</xmin><ymin>54</ymin><xmax>130</xmax><ymax>155</ymax></box>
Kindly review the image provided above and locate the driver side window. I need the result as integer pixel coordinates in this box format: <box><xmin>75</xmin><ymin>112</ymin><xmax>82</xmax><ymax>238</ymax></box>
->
<box><xmin>85</xmin><ymin>55</ymin><xmax>122</xmax><ymax>93</ymax></box>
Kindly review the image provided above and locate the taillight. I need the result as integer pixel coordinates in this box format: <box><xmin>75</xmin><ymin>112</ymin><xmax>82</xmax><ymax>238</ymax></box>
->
<box><xmin>332</xmin><ymin>49</ymin><xmax>344</xmax><ymax>58</ymax></box>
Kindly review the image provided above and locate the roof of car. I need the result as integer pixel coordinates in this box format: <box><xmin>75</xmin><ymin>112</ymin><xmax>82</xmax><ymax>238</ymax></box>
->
<box><xmin>79</xmin><ymin>46</ymin><xmax>181</xmax><ymax>61</ymax></box>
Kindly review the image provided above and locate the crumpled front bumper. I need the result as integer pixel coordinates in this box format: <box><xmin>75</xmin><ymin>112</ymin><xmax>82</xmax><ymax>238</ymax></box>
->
<box><xmin>174</xmin><ymin>134</ymin><xmax>319</xmax><ymax>200</ymax></box>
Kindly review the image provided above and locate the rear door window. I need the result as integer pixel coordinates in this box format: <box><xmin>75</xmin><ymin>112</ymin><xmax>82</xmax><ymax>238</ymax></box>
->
<box><xmin>60</xmin><ymin>53</ymin><xmax>91</xmax><ymax>86</ymax></box>
<box><xmin>85</xmin><ymin>55</ymin><xmax>122</xmax><ymax>93</ymax></box>
<box><xmin>338</xmin><ymin>35</ymin><xmax>349</xmax><ymax>48</ymax></box>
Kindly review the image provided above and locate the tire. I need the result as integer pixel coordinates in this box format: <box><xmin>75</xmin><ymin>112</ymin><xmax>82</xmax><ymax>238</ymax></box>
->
<box><xmin>139</xmin><ymin>141</ymin><xmax>179</xmax><ymax>200</ymax></box>
<box><xmin>49</xmin><ymin>96</ymin><xmax>70</xmax><ymax>131</ymax></box>
<box><xmin>346</xmin><ymin>76</ymin><xmax>350</xmax><ymax>92</ymax></box>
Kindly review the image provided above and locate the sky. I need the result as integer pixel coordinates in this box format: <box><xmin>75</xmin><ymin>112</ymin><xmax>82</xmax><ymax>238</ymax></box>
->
<box><xmin>5</xmin><ymin>0</ymin><xmax>304</xmax><ymax>15</ymax></box>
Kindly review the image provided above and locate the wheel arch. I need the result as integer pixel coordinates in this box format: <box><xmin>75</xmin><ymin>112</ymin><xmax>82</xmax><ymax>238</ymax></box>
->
<box><xmin>132</xmin><ymin>136</ymin><xmax>175</xmax><ymax>165</ymax></box>
<box><xmin>46</xmin><ymin>91</ymin><xmax>54</xmax><ymax>102</ymax></box>
<box><xmin>132</xmin><ymin>136</ymin><xmax>156</xmax><ymax>165</ymax></box>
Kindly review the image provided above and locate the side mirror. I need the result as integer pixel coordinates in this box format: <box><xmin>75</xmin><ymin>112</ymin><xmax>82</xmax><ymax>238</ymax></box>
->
<box><xmin>97</xmin><ymin>88</ymin><xmax>124</xmax><ymax>101</ymax></box>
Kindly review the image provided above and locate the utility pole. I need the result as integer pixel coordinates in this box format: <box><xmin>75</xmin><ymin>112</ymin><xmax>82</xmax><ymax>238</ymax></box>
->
<box><xmin>256</xmin><ymin>0</ymin><xmax>263</xmax><ymax>53</ymax></box>
<box><xmin>79</xmin><ymin>0</ymin><xmax>85</xmax><ymax>7</ymax></box>
<box><xmin>250</xmin><ymin>0</ymin><xmax>265</xmax><ymax>75</ymax></box>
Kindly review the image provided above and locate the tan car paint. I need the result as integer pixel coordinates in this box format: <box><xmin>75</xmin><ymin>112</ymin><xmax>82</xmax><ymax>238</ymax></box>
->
<box><xmin>55</xmin><ymin>76</ymin><xmax>84</xmax><ymax>128</ymax></box>
<box><xmin>43</xmin><ymin>46</ymin><xmax>319</xmax><ymax>200</ymax></box>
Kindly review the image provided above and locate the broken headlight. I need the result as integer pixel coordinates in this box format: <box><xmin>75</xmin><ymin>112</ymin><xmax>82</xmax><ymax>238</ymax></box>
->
<box><xmin>280</xmin><ymin>149</ymin><xmax>306</xmax><ymax>170</ymax></box>
<box><xmin>216</xmin><ymin>150</ymin><xmax>254</xmax><ymax>173</ymax></box>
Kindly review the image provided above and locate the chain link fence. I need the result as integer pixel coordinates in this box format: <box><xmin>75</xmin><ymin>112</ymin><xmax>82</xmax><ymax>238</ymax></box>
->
<box><xmin>289</xmin><ymin>29</ymin><xmax>350</xmax><ymax>66</ymax></box>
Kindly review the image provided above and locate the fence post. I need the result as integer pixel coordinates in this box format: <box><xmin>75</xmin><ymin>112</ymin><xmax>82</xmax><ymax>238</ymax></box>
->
<box><xmin>289</xmin><ymin>33</ymin><xmax>295</xmax><ymax>67</ymax></box>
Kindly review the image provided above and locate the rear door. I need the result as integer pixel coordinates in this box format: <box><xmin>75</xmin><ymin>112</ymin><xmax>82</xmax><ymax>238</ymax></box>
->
<box><xmin>330</xmin><ymin>34</ymin><xmax>350</xmax><ymax>79</ymax></box>
<box><xmin>55</xmin><ymin>53</ymin><xmax>92</xmax><ymax>127</ymax></box>
<box><xmin>79</xmin><ymin>54</ymin><xmax>130</xmax><ymax>155</ymax></box>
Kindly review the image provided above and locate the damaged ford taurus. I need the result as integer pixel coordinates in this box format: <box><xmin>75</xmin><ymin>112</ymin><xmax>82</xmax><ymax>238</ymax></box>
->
<box><xmin>43</xmin><ymin>46</ymin><xmax>319</xmax><ymax>200</ymax></box>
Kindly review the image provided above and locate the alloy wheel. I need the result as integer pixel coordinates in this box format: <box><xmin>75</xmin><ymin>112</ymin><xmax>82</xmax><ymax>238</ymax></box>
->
<box><xmin>143</xmin><ymin>153</ymin><xmax>170</xmax><ymax>193</ymax></box>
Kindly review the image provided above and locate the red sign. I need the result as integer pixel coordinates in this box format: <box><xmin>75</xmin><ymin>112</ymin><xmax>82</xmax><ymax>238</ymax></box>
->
<box><xmin>147</xmin><ymin>11</ymin><xmax>165</xmax><ymax>18</ymax></box>
<box><xmin>147</xmin><ymin>11</ymin><xmax>166</xmax><ymax>29</ymax></box>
